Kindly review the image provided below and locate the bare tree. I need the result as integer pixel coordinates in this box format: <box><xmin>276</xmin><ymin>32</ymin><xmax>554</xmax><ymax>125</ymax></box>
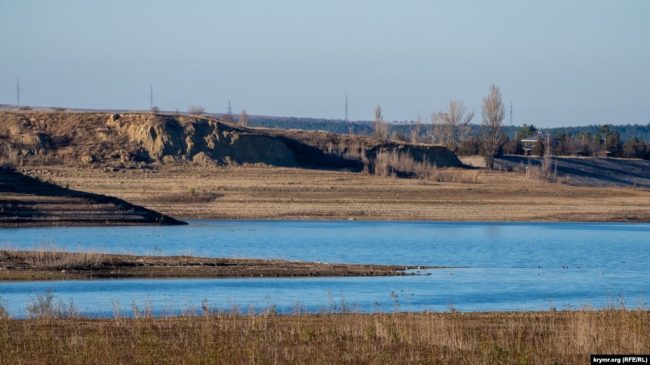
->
<box><xmin>480</xmin><ymin>84</ymin><xmax>506</xmax><ymax>169</ymax></box>
<box><xmin>188</xmin><ymin>105</ymin><xmax>205</xmax><ymax>115</ymax></box>
<box><xmin>239</xmin><ymin>109</ymin><xmax>249</xmax><ymax>127</ymax></box>
<box><xmin>433</xmin><ymin>100</ymin><xmax>474</xmax><ymax>153</ymax></box>
<box><xmin>410</xmin><ymin>114</ymin><xmax>422</xmax><ymax>144</ymax></box>
<box><xmin>373</xmin><ymin>105</ymin><xmax>389</xmax><ymax>140</ymax></box>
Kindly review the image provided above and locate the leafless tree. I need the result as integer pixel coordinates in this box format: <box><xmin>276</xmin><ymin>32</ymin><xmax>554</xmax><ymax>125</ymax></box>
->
<box><xmin>239</xmin><ymin>110</ymin><xmax>249</xmax><ymax>127</ymax></box>
<box><xmin>433</xmin><ymin>100</ymin><xmax>474</xmax><ymax>153</ymax></box>
<box><xmin>373</xmin><ymin>105</ymin><xmax>389</xmax><ymax>140</ymax></box>
<box><xmin>187</xmin><ymin>105</ymin><xmax>205</xmax><ymax>115</ymax></box>
<box><xmin>481</xmin><ymin>84</ymin><xmax>506</xmax><ymax>169</ymax></box>
<box><xmin>410</xmin><ymin>114</ymin><xmax>422</xmax><ymax>144</ymax></box>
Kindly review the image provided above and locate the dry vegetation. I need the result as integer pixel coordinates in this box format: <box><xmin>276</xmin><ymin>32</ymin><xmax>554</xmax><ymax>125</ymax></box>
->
<box><xmin>24</xmin><ymin>164</ymin><xmax>650</xmax><ymax>222</ymax></box>
<box><xmin>0</xmin><ymin>308</ymin><xmax>647</xmax><ymax>364</ymax></box>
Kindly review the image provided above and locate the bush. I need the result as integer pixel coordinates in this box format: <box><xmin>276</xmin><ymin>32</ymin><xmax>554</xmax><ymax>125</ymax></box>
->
<box><xmin>27</xmin><ymin>291</ymin><xmax>78</xmax><ymax>319</ymax></box>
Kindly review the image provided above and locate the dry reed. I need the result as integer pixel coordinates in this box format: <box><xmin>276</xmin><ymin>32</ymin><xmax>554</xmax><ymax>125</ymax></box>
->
<box><xmin>0</xmin><ymin>304</ymin><xmax>647</xmax><ymax>364</ymax></box>
<box><xmin>0</xmin><ymin>248</ymin><xmax>107</xmax><ymax>269</ymax></box>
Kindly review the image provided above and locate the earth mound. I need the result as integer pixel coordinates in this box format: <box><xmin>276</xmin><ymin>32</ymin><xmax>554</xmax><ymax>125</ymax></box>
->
<box><xmin>0</xmin><ymin>111</ymin><xmax>463</xmax><ymax>173</ymax></box>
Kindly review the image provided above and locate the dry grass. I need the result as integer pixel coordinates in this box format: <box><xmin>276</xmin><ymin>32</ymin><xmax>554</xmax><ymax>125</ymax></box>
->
<box><xmin>459</xmin><ymin>155</ymin><xmax>487</xmax><ymax>168</ymax></box>
<box><xmin>0</xmin><ymin>308</ymin><xmax>647</xmax><ymax>364</ymax></box>
<box><xmin>373</xmin><ymin>150</ymin><xmax>433</xmax><ymax>178</ymax></box>
<box><xmin>27</xmin><ymin>164</ymin><xmax>650</xmax><ymax>222</ymax></box>
<box><xmin>0</xmin><ymin>248</ymin><xmax>106</xmax><ymax>269</ymax></box>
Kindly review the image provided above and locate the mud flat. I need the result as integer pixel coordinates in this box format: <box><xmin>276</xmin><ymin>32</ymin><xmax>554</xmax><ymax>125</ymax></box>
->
<box><xmin>0</xmin><ymin>250</ymin><xmax>426</xmax><ymax>280</ymax></box>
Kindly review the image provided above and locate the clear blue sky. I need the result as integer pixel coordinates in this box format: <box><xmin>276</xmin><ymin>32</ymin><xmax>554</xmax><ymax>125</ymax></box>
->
<box><xmin>1</xmin><ymin>0</ymin><xmax>648</xmax><ymax>126</ymax></box>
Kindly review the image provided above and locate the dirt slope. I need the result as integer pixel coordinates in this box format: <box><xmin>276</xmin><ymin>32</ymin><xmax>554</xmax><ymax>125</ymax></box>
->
<box><xmin>0</xmin><ymin>167</ymin><xmax>184</xmax><ymax>226</ymax></box>
<box><xmin>0</xmin><ymin>111</ymin><xmax>462</xmax><ymax>172</ymax></box>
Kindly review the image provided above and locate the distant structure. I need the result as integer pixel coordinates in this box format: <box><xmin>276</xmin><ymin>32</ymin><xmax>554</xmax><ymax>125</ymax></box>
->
<box><xmin>521</xmin><ymin>130</ymin><xmax>552</xmax><ymax>156</ymax></box>
<box><xmin>16</xmin><ymin>78</ymin><xmax>20</xmax><ymax>107</ymax></box>
<box><xmin>149</xmin><ymin>85</ymin><xmax>154</xmax><ymax>109</ymax></box>
<box><xmin>345</xmin><ymin>94</ymin><xmax>349</xmax><ymax>122</ymax></box>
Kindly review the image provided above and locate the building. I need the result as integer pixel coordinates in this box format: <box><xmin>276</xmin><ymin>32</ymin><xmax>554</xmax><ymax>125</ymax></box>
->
<box><xmin>521</xmin><ymin>131</ymin><xmax>552</xmax><ymax>156</ymax></box>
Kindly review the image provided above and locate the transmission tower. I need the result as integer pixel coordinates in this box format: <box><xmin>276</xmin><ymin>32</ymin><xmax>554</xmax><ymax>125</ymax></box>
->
<box><xmin>16</xmin><ymin>78</ymin><xmax>20</xmax><ymax>107</ymax></box>
<box><xmin>345</xmin><ymin>94</ymin><xmax>349</xmax><ymax>122</ymax></box>
<box><xmin>149</xmin><ymin>85</ymin><xmax>154</xmax><ymax>109</ymax></box>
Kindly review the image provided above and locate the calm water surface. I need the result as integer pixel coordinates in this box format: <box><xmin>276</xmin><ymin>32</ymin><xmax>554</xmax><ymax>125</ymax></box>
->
<box><xmin>1</xmin><ymin>221</ymin><xmax>648</xmax><ymax>317</ymax></box>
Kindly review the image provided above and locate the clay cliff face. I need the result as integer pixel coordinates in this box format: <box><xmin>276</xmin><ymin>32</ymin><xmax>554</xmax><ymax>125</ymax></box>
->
<box><xmin>0</xmin><ymin>111</ymin><xmax>463</xmax><ymax>173</ymax></box>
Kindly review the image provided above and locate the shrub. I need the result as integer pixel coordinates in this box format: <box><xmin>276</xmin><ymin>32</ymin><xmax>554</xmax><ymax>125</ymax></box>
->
<box><xmin>27</xmin><ymin>291</ymin><xmax>78</xmax><ymax>319</ymax></box>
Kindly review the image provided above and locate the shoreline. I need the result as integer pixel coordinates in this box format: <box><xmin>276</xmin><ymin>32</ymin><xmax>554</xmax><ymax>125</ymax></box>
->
<box><xmin>3</xmin><ymin>217</ymin><xmax>650</xmax><ymax>229</ymax></box>
<box><xmin>0</xmin><ymin>250</ymin><xmax>430</xmax><ymax>281</ymax></box>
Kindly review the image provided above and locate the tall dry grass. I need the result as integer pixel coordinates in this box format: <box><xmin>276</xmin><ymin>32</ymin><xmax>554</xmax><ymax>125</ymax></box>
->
<box><xmin>0</xmin><ymin>304</ymin><xmax>647</xmax><ymax>364</ymax></box>
<box><xmin>373</xmin><ymin>150</ymin><xmax>480</xmax><ymax>183</ymax></box>
<box><xmin>373</xmin><ymin>150</ymin><xmax>432</xmax><ymax>178</ymax></box>
<box><xmin>0</xmin><ymin>248</ymin><xmax>107</xmax><ymax>269</ymax></box>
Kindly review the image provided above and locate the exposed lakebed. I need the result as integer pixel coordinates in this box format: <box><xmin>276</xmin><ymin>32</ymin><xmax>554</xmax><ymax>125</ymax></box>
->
<box><xmin>1</xmin><ymin>220</ymin><xmax>649</xmax><ymax>317</ymax></box>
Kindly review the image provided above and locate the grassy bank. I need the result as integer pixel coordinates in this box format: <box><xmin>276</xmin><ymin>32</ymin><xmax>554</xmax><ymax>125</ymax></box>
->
<box><xmin>0</xmin><ymin>309</ymin><xmax>647</xmax><ymax>364</ymax></box>
<box><xmin>0</xmin><ymin>249</ymin><xmax>422</xmax><ymax>280</ymax></box>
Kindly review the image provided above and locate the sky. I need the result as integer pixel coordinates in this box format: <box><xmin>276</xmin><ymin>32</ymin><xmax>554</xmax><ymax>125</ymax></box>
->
<box><xmin>0</xmin><ymin>0</ymin><xmax>649</xmax><ymax>127</ymax></box>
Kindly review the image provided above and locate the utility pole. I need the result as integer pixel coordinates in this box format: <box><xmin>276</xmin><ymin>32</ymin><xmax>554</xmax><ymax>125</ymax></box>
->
<box><xmin>345</xmin><ymin>94</ymin><xmax>349</xmax><ymax>122</ymax></box>
<box><xmin>509</xmin><ymin>101</ymin><xmax>513</xmax><ymax>126</ymax></box>
<box><xmin>149</xmin><ymin>85</ymin><xmax>154</xmax><ymax>109</ymax></box>
<box><xmin>16</xmin><ymin>78</ymin><xmax>20</xmax><ymax>107</ymax></box>
<box><xmin>226</xmin><ymin>100</ymin><xmax>232</xmax><ymax>121</ymax></box>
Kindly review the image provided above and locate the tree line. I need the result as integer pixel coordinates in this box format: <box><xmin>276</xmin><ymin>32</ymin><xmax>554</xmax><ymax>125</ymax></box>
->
<box><xmin>374</xmin><ymin>84</ymin><xmax>507</xmax><ymax>169</ymax></box>
<box><xmin>372</xmin><ymin>85</ymin><xmax>650</xmax><ymax>162</ymax></box>
<box><xmin>182</xmin><ymin>85</ymin><xmax>649</xmax><ymax>164</ymax></box>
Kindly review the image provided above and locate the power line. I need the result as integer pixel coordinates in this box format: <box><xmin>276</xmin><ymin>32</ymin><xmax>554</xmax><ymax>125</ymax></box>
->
<box><xmin>149</xmin><ymin>85</ymin><xmax>153</xmax><ymax>109</ymax></box>
<box><xmin>345</xmin><ymin>93</ymin><xmax>349</xmax><ymax>122</ymax></box>
<box><xmin>16</xmin><ymin>78</ymin><xmax>20</xmax><ymax>106</ymax></box>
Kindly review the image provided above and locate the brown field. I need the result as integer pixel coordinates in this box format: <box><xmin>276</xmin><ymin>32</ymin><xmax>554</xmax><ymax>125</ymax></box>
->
<box><xmin>0</xmin><ymin>309</ymin><xmax>647</xmax><ymax>364</ymax></box>
<box><xmin>25</xmin><ymin>163</ymin><xmax>650</xmax><ymax>222</ymax></box>
<box><xmin>0</xmin><ymin>249</ymin><xmax>422</xmax><ymax>281</ymax></box>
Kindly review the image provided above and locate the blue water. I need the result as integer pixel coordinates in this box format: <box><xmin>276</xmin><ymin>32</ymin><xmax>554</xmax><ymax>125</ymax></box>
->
<box><xmin>1</xmin><ymin>221</ymin><xmax>649</xmax><ymax>317</ymax></box>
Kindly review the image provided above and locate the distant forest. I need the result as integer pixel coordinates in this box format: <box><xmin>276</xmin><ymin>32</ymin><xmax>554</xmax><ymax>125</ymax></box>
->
<box><xmin>246</xmin><ymin>115</ymin><xmax>650</xmax><ymax>142</ymax></box>
<box><xmin>243</xmin><ymin>115</ymin><xmax>650</xmax><ymax>159</ymax></box>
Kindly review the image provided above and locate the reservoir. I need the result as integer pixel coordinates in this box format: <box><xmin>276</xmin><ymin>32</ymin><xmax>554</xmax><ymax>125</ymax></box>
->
<box><xmin>1</xmin><ymin>220</ymin><xmax>648</xmax><ymax>317</ymax></box>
